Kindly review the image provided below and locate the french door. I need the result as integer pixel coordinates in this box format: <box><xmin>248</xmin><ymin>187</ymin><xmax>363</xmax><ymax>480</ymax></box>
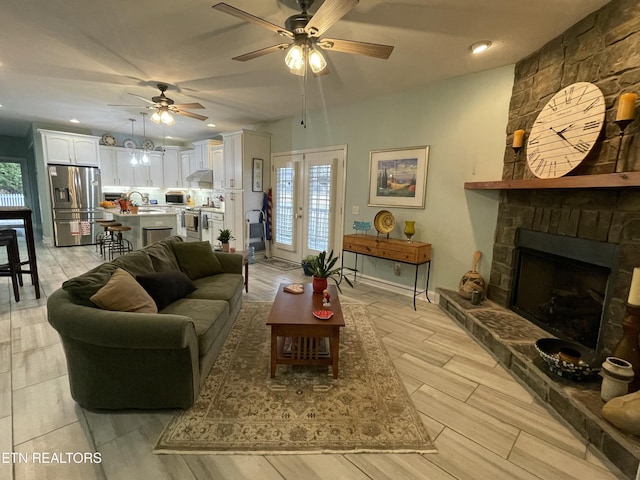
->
<box><xmin>271</xmin><ymin>145</ymin><xmax>346</xmax><ymax>263</ymax></box>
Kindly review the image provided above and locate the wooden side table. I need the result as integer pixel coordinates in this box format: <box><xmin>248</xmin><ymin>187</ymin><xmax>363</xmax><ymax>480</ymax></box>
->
<box><xmin>342</xmin><ymin>234</ymin><xmax>432</xmax><ymax>310</ymax></box>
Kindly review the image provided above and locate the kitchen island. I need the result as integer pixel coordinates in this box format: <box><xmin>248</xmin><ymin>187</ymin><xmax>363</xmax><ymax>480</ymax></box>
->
<box><xmin>102</xmin><ymin>208</ymin><xmax>178</xmax><ymax>251</ymax></box>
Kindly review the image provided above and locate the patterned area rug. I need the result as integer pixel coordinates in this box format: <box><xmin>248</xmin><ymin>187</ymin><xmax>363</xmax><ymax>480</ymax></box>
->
<box><xmin>256</xmin><ymin>257</ymin><xmax>302</xmax><ymax>271</ymax></box>
<box><xmin>154</xmin><ymin>302</ymin><xmax>436</xmax><ymax>455</ymax></box>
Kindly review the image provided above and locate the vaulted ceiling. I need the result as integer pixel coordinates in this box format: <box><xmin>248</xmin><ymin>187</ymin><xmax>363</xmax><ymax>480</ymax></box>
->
<box><xmin>0</xmin><ymin>0</ymin><xmax>610</xmax><ymax>142</ymax></box>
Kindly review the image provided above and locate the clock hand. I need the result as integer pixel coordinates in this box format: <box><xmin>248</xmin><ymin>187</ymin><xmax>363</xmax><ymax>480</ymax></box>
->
<box><xmin>558</xmin><ymin>123</ymin><xmax>574</xmax><ymax>134</ymax></box>
<box><xmin>549</xmin><ymin>126</ymin><xmax>568</xmax><ymax>141</ymax></box>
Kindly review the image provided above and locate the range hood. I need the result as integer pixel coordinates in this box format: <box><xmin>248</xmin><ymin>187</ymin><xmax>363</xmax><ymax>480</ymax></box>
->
<box><xmin>186</xmin><ymin>169</ymin><xmax>213</xmax><ymax>184</ymax></box>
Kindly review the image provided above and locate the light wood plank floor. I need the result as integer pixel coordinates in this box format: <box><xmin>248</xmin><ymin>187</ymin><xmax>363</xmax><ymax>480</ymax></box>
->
<box><xmin>0</xmin><ymin>241</ymin><xmax>627</xmax><ymax>479</ymax></box>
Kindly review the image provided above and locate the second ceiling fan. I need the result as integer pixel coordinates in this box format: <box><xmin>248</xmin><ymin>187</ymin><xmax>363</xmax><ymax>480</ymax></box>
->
<box><xmin>212</xmin><ymin>0</ymin><xmax>394</xmax><ymax>76</ymax></box>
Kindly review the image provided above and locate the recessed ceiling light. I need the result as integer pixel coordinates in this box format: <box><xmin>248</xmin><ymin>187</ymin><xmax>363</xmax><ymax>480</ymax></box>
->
<box><xmin>207</xmin><ymin>123</ymin><xmax>216</xmax><ymax>128</ymax></box>
<box><xmin>69</xmin><ymin>118</ymin><xmax>80</xmax><ymax>123</ymax></box>
<box><xmin>165</xmin><ymin>136</ymin><xmax>173</xmax><ymax>139</ymax></box>
<box><xmin>470</xmin><ymin>41</ymin><xmax>492</xmax><ymax>54</ymax></box>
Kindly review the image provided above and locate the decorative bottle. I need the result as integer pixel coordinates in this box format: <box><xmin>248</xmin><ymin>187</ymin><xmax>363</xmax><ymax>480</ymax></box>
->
<box><xmin>403</xmin><ymin>221</ymin><xmax>416</xmax><ymax>242</ymax></box>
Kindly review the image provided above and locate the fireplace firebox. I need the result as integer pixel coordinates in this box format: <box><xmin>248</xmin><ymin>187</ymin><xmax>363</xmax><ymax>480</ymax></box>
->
<box><xmin>510</xmin><ymin>229</ymin><xmax>620</xmax><ymax>351</ymax></box>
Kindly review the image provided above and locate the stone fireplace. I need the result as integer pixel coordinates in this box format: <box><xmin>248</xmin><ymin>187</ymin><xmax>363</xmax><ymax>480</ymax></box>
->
<box><xmin>510</xmin><ymin>228</ymin><xmax>620</xmax><ymax>350</ymax></box>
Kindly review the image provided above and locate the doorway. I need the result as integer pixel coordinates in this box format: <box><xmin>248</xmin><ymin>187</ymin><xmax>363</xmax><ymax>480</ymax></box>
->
<box><xmin>271</xmin><ymin>145</ymin><xmax>346</xmax><ymax>263</ymax></box>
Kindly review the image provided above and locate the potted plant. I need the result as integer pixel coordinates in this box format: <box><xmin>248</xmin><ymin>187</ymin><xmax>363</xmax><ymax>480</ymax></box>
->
<box><xmin>308</xmin><ymin>250</ymin><xmax>353</xmax><ymax>293</ymax></box>
<box><xmin>217</xmin><ymin>229</ymin><xmax>233</xmax><ymax>252</ymax></box>
<box><xmin>129</xmin><ymin>201</ymin><xmax>139</xmax><ymax>215</ymax></box>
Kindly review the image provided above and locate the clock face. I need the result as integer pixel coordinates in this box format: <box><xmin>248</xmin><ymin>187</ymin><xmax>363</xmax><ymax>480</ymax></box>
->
<box><xmin>526</xmin><ymin>82</ymin><xmax>605</xmax><ymax>179</ymax></box>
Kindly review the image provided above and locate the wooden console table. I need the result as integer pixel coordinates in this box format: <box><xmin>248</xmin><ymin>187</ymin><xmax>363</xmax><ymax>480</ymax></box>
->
<box><xmin>342</xmin><ymin>234</ymin><xmax>431</xmax><ymax>310</ymax></box>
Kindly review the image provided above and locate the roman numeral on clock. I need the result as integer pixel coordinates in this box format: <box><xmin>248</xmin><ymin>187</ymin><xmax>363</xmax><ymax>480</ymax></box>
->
<box><xmin>583</xmin><ymin>98</ymin><xmax>599</xmax><ymax>112</ymax></box>
<box><xmin>583</xmin><ymin>120</ymin><xmax>599</xmax><ymax>130</ymax></box>
<box><xmin>574</xmin><ymin>142</ymin><xmax>590</xmax><ymax>153</ymax></box>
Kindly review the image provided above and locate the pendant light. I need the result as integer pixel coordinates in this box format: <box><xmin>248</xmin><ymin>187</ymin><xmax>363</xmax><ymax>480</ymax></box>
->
<box><xmin>140</xmin><ymin>112</ymin><xmax>149</xmax><ymax>165</ymax></box>
<box><xmin>128</xmin><ymin>119</ymin><xmax>138</xmax><ymax>166</ymax></box>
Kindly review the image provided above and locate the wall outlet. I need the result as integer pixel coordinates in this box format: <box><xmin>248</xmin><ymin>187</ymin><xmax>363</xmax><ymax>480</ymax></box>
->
<box><xmin>352</xmin><ymin>205</ymin><xmax>360</xmax><ymax>215</ymax></box>
<box><xmin>394</xmin><ymin>263</ymin><xmax>401</xmax><ymax>276</ymax></box>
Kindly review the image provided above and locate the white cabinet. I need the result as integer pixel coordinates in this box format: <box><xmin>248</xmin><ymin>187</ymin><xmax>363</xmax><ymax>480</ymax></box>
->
<box><xmin>161</xmin><ymin>146</ymin><xmax>181</xmax><ymax>188</ymax></box>
<box><xmin>221</xmin><ymin>130</ymin><xmax>270</xmax><ymax>190</ymax></box>
<box><xmin>40</xmin><ymin>129</ymin><xmax>100</xmax><ymax>166</ymax></box>
<box><xmin>99</xmin><ymin>146</ymin><xmax>134</xmax><ymax>186</ymax></box>
<box><xmin>133</xmin><ymin>151</ymin><xmax>164</xmax><ymax>187</ymax></box>
<box><xmin>181</xmin><ymin>150</ymin><xmax>194</xmax><ymax>187</ymax></box>
<box><xmin>190</xmin><ymin>140</ymin><xmax>224</xmax><ymax>188</ymax></box>
<box><xmin>223</xmin><ymin>191</ymin><xmax>246</xmax><ymax>249</ymax></box>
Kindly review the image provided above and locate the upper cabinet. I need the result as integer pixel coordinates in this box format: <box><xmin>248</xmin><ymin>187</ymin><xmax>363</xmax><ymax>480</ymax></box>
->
<box><xmin>162</xmin><ymin>146</ymin><xmax>182</xmax><ymax>189</ymax></box>
<box><xmin>40</xmin><ymin>130</ymin><xmax>100</xmax><ymax>166</ymax></box>
<box><xmin>221</xmin><ymin>130</ymin><xmax>271</xmax><ymax>190</ymax></box>
<box><xmin>99</xmin><ymin>146</ymin><xmax>134</xmax><ymax>186</ymax></box>
<box><xmin>192</xmin><ymin>140</ymin><xmax>224</xmax><ymax>189</ymax></box>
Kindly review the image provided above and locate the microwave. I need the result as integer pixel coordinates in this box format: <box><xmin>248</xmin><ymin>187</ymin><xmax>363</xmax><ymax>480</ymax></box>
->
<box><xmin>165</xmin><ymin>193</ymin><xmax>185</xmax><ymax>204</ymax></box>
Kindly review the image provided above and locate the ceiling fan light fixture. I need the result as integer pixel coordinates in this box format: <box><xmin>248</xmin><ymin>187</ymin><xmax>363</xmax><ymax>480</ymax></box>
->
<box><xmin>150</xmin><ymin>110</ymin><xmax>162</xmax><ymax>124</ymax></box>
<box><xmin>160</xmin><ymin>109</ymin><xmax>175</xmax><ymax>125</ymax></box>
<box><xmin>308</xmin><ymin>48</ymin><xmax>327</xmax><ymax>74</ymax></box>
<box><xmin>285</xmin><ymin>44</ymin><xmax>305</xmax><ymax>70</ymax></box>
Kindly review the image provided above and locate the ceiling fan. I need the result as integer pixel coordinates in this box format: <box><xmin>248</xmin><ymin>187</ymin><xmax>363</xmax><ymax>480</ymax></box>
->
<box><xmin>109</xmin><ymin>83</ymin><xmax>208</xmax><ymax>125</ymax></box>
<box><xmin>212</xmin><ymin>0</ymin><xmax>394</xmax><ymax>76</ymax></box>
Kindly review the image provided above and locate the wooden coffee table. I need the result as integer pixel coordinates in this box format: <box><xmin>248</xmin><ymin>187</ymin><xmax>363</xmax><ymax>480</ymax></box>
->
<box><xmin>266</xmin><ymin>283</ymin><xmax>345</xmax><ymax>378</ymax></box>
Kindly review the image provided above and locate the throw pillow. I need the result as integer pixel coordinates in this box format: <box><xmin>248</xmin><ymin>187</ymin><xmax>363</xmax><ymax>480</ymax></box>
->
<box><xmin>172</xmin><ymin>241</ymin><xmax>224</xmax><ymax>279</ymax></box>
<box><xmin>136</xmin><ymin>271</ymin><xmax>197</xmax><ymax>311</ymax></box>
<box><xmin>90</xmin><ymin>268</ymin><xmax>158</xmax><ymax>313</ymax></box>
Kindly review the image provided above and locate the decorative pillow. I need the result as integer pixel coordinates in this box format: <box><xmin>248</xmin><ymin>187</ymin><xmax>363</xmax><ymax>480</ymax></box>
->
<box><xmin>172</xmin><ymin>241</ymin><xmax>224</xmax><ymax>279</ymax></box>
<box><xmin>89</xmin><ymin>268</ymin><xmax>158</xmax><ymax>313</ymax></box>
<box><xmin>136</xmin><ymin>271</ymin><xmax>197</xmax><ymax>311</ymax></box>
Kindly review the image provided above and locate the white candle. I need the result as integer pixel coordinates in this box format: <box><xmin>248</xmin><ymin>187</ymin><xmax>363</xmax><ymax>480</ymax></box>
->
<box><xmin>628</xmin><ymin>267</ymin><xmax>640</xmax><ymax>306</ymax></box>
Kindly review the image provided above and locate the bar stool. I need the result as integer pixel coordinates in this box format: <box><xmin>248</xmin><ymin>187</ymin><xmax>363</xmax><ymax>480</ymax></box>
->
<box><xmin>97</xmin><ymin>221</ymin><xmax>120</xmax><ymax>258</ymax></box>
<box><xmin>0</xmin><ymin>229</ymin><xmax>22</xmax><ymax>301</ymax></box>
<box><xmin>107</xmin><ymin>225</ymin><xmax>133</xmax><ymax>260</ymax></box>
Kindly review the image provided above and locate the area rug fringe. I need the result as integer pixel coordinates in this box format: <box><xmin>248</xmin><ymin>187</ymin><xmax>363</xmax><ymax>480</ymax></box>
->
<box><xmin>154</xmin><ymin>302</ymin><xmax>436</xmax><ymax>455</ymax></box>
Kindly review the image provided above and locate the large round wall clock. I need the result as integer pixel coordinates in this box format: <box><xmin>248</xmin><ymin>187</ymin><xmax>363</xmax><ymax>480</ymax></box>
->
<box><xmin>526</xmin><ymin>82</ymin><xmax>605</xmax><ymax>179</ymax></box>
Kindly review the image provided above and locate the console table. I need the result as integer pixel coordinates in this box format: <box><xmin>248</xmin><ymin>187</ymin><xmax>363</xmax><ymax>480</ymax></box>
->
<box><xmin>342</xmin><ymin>234</ymin><xmax>431</xmax><ymax>310</ymax></box>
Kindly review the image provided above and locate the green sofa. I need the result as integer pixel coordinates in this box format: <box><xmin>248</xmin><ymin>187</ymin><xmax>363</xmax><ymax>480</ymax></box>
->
<box><xmin>47</xmin><ymin>236</ymin><xmax>244</xmax><ymax>410</ymax></box>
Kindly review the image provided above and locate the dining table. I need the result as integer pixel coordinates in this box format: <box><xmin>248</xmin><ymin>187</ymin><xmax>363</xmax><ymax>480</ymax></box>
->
<box><xmin>0</xmin><ymin>206</ymin><xmax>41</xmax><ymax>298</ymax></box>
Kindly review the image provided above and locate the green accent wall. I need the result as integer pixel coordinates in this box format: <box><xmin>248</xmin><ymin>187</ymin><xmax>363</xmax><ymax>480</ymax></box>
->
<box><xmin>261</xmin><ymin>65</ymin><xmax>514</xmax><ymax>293</ymax></box>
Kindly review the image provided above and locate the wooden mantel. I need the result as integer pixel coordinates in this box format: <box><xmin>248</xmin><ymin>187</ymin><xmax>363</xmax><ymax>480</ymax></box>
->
<box><xmin>464</xmin><ymin>171</ymin><xmax>640</xmax><ymax>190</ymax></box>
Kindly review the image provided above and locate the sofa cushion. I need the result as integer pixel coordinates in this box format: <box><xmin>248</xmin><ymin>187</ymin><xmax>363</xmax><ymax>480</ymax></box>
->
<box><xmin>62</xmin><ymin>262</ymin><xmax>119</xmax><ymax>305</ymax></box>
<box><xmin>111</xmin><ymin>249</ymin><xmax>155</xmax><ymax>277</ymax></box>
<box><xmin>189</xmin><ymin>273</ymin><xmax>244</xmax><ymax>304</ymax></box>
<box><xmin>172</xmin><ymin>241</ymin><xmax>224</xmax><ymax>279</ymax></box>
<box><xmin>160</xmin><ymin>298</ymin><xmax>229</xmax><ymax>353</ymax></box>
<box><xmin>136</xmin><ymin>271</ymin><xmax>197</xmax><ymax>311</ymax></box>
<box><xmin>144</xmin><ymin>236</ymin><xmax>182</xmax><ymax>272</ymax></box>
<box><xmin>90</xmin><ymin>268</ymin><xmax>158</xmax><ymax>313</ymax></box>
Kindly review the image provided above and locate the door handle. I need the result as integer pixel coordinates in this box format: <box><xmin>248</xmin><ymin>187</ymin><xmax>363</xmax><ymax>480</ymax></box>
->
<box><xmin>294</xmin><ymin>213</ymin><xmax>303</xmax><ymax>219</ymax></box>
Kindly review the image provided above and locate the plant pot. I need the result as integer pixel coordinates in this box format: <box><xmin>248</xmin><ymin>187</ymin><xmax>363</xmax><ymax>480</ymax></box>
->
<box><xmin>312</xmin><ymin>276</ymin><xmax>328</xmax><ymax>294</ymax></box>
<box><xmin>221</xmin><ymin>242</ymin><xmax>229</xmax><ymax>252</ymax></box>
<box><xmin>130</xmin><ymin>206</ymin><xmax>139</xmax><ymax>215</ymax></box>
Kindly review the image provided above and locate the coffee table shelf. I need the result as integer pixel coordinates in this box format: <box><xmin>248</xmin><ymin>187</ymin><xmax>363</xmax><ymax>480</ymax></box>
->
<box><xmin>266</xmin><ymin>283</ymin><xmax>345</xmax><ymax>378</ymax></box>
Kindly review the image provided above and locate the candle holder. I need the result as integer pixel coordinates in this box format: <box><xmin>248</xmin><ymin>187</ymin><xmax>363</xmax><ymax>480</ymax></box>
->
<box><xmin>614</xmin><ymin>118</ymin><xmax>634</xmax><ymax>173</ymax></box>
<box><xmin>511</xmin><ymin>146</ymin><xmax>522</xmax><ymax>179</ymax></box>
<box><xmin>612</xmin><ymin>303</ymin><xmax>640</xmax><ymax>393</ymax></box>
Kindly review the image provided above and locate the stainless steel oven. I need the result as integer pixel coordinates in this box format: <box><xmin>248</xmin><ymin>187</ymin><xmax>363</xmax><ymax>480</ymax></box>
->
<box><xmin>185</xmin><ymin>208</ymin><xmax>201</xmax><ymax>241</ymax></box>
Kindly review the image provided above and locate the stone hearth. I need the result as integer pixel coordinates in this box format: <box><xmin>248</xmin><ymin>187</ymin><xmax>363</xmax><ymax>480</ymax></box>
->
<box><xmin>438</xmin><ymin>288</ymin><xmax>640</xmax><ymax>479</ymax></box>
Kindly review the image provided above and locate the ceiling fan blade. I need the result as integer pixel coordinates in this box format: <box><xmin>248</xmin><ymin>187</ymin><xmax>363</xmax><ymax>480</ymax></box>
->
<box><xmin>127</xmin><ymin>93</ymin><xmax>156</xmax><ymax>104</ymax></box>
<box><xmin>107</xmin><ymin>104</ymin><xmax>148</xmax><ymax>107</ymax></box>
<box><xmin>319</xmin><ymin>37</ymin><xmax>394</xmax><ymax>59</ymax></box>
<box><xmin>171</xmin><ymin>102</ymin><xmax>205</xmax><ymax>109</ymax></box>
<box><xmin>212</xmin><ymin>3</ymin><xmax>293</xmax><ymax>38</ymax></box>
<box><xmin>305</xmin><ymin>0</ymin><xmax>359</xmax><ymax>37</ymax></box>
<box><xmin>232</xmin><ymin>43</ymin><xmax>290</xmax><ymax>62</ymax></box>
<box><xmin>174</xmin><ymin>110</ymin><xmax>208</xmax><ymax>121</ymax></box>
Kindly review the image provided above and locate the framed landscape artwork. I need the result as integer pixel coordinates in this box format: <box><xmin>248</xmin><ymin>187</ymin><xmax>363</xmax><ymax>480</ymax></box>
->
<box><xmin>368</xmin><ymin>145</ymin><xmax>429</xmax><ymax>208</ymax></box>
<box><xmin>252</xmin><ymin>158</ymin><xmax>263</xmax><ymax>192</ymax></box>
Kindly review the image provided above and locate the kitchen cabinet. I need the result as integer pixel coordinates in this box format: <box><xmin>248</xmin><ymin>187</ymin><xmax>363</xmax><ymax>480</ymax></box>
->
<box><xmin>180</xmin><ymin>150</ymin><xmax>194</xmax><ymax>188</ymax></box>
<box><xmin>191</xmin><ymin>140</ymin><xmax>224</xmax><ymax>188</ymax></box>
<box><xmin>40</xmin><ymin>129</ymin><xmax>100</xmax><ymax>166</ymax></box>
<box><xmin>161</xmin><ymin>146</ymin><xmax>182</xmax><ymax>188</ymax></box>
<box><xmin>221</xmin><ymin>129</ymin><xmax>270</xmax><ymax>190</ymax></box>
<box><xmin>99</xmin><ymin>146</ymin><xmax>134</xmax><ymax>186</ymax></box>
<box><xmin>221</xmin><ymin>130</ymin><xmax>271</xmax><ymax>249</ymax></box>
<box><xmin>133</xmin><ymin>151</ymin><xmax>164</xmax><ymax>187</ymax></box>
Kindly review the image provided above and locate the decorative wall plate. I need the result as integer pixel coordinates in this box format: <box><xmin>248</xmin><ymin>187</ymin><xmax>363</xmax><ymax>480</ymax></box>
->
<box><xmin>141</xmin><ymin>139</ymin><xmax>154</xmax><ymax>151</ymax></box>
<box><xmin>101</xmin><ymin>134</ymin><xmax>116</xmax><ymax>146</ymax></box>
<box><xmin>313</xmin><ymin>310</ymin><xmax>334</xmax><ymax>320</ymax></box>
<box><xmin>123</xmin><ymin>139</ymin><xmax>136</xmax><ymax>149</ymax></box>
<box><xmin>374</xmin><ymin>210</ymin><xmax>396</xmax><ymax>234</ymax></box>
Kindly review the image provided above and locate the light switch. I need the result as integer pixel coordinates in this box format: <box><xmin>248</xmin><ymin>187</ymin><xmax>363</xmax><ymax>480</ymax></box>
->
<box><xmin>352</xmin><ymin>206</ymin><xmax>360</xmax><ymax>215</ymax></box>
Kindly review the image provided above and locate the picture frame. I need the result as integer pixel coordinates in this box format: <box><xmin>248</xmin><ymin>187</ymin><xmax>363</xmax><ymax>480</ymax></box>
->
<box><xmin>368</xmin><ymin>146</ymin><xmax>429</xmax><ymax>208</ymax></box>
<box><xmin>252</xmin><ymin>158</ymin><xmax>263</xmax><ymax>192</ymax></box>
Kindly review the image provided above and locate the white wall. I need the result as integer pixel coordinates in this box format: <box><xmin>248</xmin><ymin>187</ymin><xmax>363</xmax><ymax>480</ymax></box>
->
<box><xmin>261</xmin><ymin>65</ymin><xmax>514</xmax><ymax>292</ymax></box>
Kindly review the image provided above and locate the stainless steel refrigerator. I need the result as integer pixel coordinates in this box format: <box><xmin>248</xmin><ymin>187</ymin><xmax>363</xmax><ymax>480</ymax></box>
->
<box><xmin>48</xmin><ymin>164</ymin><xmax>102</xmax><ymax>247</ymax></box>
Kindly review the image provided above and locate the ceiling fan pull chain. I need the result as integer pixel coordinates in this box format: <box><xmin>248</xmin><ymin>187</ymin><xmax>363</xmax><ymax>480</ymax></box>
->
<box><xmin>300</xmin><ymin>67</ymin><xmax>307</xmax><ymax>128</ymax></box>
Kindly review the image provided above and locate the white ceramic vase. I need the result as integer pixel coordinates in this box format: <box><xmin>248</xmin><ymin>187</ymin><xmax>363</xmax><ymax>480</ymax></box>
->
<box><xmin>601</xmin><ymin>357</ymin><xmax>634</xmax><ymax>402</ymax></box>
